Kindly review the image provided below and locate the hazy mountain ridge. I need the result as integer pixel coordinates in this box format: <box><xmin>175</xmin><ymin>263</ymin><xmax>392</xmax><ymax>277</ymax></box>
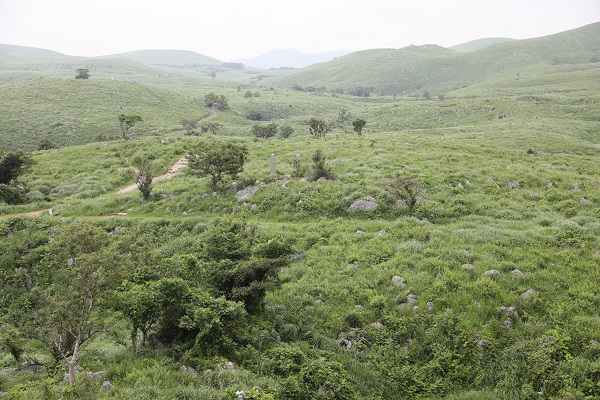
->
<box><xmin>449</xmin><ymin>37</ymin><xmax>517</xmax><ymax>53</ymax></box>
<box><xmin>233</xmin><ymin>49</ymin><xmax>353</xmax><ymax>69</ymax></box>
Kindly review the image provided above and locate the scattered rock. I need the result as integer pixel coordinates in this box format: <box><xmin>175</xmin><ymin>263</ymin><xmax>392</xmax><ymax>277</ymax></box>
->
<box><xmin>580</xmin><ymin>197</ymin><xmax>591</xmax><ymax>205</ymax></box>
<box><xmin>512</xmin><ymin>269</ymin><xmax>524</xmax><ymax>277</ymax></box>
<box><xmin>395</xmin><ymin>199</ymin><xmax>407</xmax><ymax>207</ymax></box>
<box><xmin>462</xmin><ymin>263</ymin><xmax>474</xmax><ymax>270</ymax></box>
<box><xmin>315</xmin><ymin>299</ymin><xmax>323</xmax><ymax>305</ymax></box>
<box><xmin>348</xmin><ymin>197</ymin><xmax>378</xmax><ymax>212</ymax></box>
<box><xmin>378</xmin><ymin>229</ymin><xmax>386</xmax><ymax>236</ymax></box>
<box><xmin>371</xmin><ymin>322</ymin><xmax>384</xmax><ymax>330</ymax></box>
<box><xmin>436</xmin><ymin>272</ymin><xmax>443</xmax><ymax>279</ymax></box>
<box><xmin>590</xmin><ymin>340</ymin><xmax>599</xmax><ymax>347</ymax></box>
<box><xmin>465</xmin><ymin>179</ymin><xmax>471</xmax><ymax>186</ymax></box>
<box><xmin>316</xmin><ymin>177</ymin><xmax>328</xmax><ymax>182</ymax></box>
<box><xmin>547</xmin><ymin>182</ymin><xmax>556</xmax><ymax>188</ymax></box>
<box><xmin>500</xmin><ymin>306</ymin><xmax>516</xmax><ymax>314</ymax></box>
<box><xmin>356</xmin><ymin>230</ymin><xmax>364</xmax><ymax>236</ymax></box>
<box><xmin>483</xmin><ymin>269</ymin><xmax>501</xmax><ymax>277</ymax></box>
<box><xmin>224</xmin><ymin>361</ymin><xmax>236</xmax><ymax>370</ymax></box>
<box><xmin>399</xmin><ymin>293</ymin><xmax>417</xmax><ymax>309</ymax></box>
<box><xmin>572</xmin><ymin>182</ymin><xmax>583</xmax><ymax>191</ymax></box>
<box><xmin>346</xmin><ymin>263</ymin><xmax>358</xmax><ymax>270</ymax></box>
<box><xmin>508</xmin><ymin>181</ymin><xmax>519</xmax><ymax>190</ymax></box>
<box><xmin>235</xmin><ymin>186</ymin><xmax>258</xmax><ymax>201</ymax></box>
<box><xmin>426</xmin><ymin>301</ymin><xmax>434</xmax><ymax>312</ymax></box>
<box><xmin>391</xmin><ymin>276</ymin><xmax>405</xmax><ymax>287</ymax></box>
<box><xmin>102</xmin><ymin>381</ymin><xmax>114</xmax><ymax>391</ymax></box>
<box><xmin>520</xmin><ymin>288</ymin><xmax>536</xmax><ymax>298</ymax></box>
<box><xmin>503</xmin><ymin>317</ymin><xmax>513</xmax><ymax>329</ymax></box>
<box><xmin>457</xmin><ymin>182</ymin><xmax>464</xmax><ymax>189</ymax></box>
<box><xmin>236</xmin><ymin>390</ymin><xmax>247</xmax><ymax>400</ymax></box>
<box><xmin>485</xmin><ymin>177</ymin><xmax>495</xmax><ymax>183</ymax></box>
<box><xmin>114</xmin><ymin>226</ymin><xmax>121</xmax><ymax>235</ymax></box>
<box><xmin>412</xmin><ymin>305</ymin><xmax>419</xmax><ymax>315</ymax></box>
<box><xmin>181</xmin><ymin>365</ymin><xmax>198</xmax><ymax>377</ymax></box>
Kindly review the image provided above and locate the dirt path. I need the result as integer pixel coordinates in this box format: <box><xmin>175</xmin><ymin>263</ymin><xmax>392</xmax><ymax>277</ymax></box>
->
<box><xmin>117</xmin><ymin>156</ymin><xmax>188</xmax><ymax>194</ymax></box>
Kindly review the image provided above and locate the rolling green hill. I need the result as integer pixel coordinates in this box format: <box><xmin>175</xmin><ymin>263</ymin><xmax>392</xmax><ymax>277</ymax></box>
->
<box><xmin>271</xmin><ymin>22</ymin><xmax>600</xmax><ymax>95</ymax></box>
<box><xmin>449</xmin><ymin>37</ymin><xmax>516</xmax><ymax>53</ymax></box>
<box><xmin>0</xmin><ymin>43</ymin><xmax>71</xmax><ymax>60</ymax></box>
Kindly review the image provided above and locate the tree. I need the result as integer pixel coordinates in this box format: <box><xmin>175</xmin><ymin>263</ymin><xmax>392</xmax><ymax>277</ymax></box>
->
<box><xmin>181</xmin><ymin>119</ymin><xmax>200</xmax><ymax>136</ymax></box>
<box><xmin>280</xmin><ymin>125</ymin><xmax>294</xmax><ymax>139</ymax></box>
<box><xmin>423</xmin><ymin>90</ymin><xmax>432</xmax><ymax>100</ymax></box>
<box><xmin>202</xmin><ymin>218</ymin><xmax>293</xmax><ymax>313</ymax></box>
<box><xmin>38</xmin><ymin>137</ymin><xmax>59</xmax><ymax>151</ymax></box>
<box><xmin>311</xmin><ymin>149</ymin><xmax>335</xmax><ymax>181</ymax></box>
<box><xmin>118</xmin><ymin>114</ymin><xmax>142</xmax><ymax>140</ymax></box>
<box><xmin>136</xmin><ymin>161</ymin><xmax>153</xmax><ymax>201</ymax></box>
<box><xmin>244</xmin><ymin>90</ymin><xmax>253</xmax><ymax>98</ymax></box>
<box><xmin>0</xmin><ymin>150</ymin><xmax>34</xmax><ymax>185</ymax></box>
<box><xmin>204</xmin><ymin>92</ymin><xmax>229</xmax><ymax>110</ymax></box>
<box><xmin>252</xmin><ymin>123</ymin><xmax>278</xmax><ymax>139</ymax></box>
<box><xmin>308</xmin><ymin>118</ymin><xmax>329</xmax><ymax>138</ymax></box>
<box><xmin>75</xmin><ymin>69</ymin><xmax>90</xmax><ymax>79</ymax></box>
<box><xmin>352</xmin><ymin>118</ymin><xmax>366</xmax><ymax>136</ymax></box>
<box><xmin>386</xmin><ymin>175</ymin><xmax>422</xmax><ymax>216</ymax></box>
<box><xmin>39</xmin><ymin>223</ymin><xmax>126</xmax><ymax>385</ymax></box>
<box><xmin>187</xmin><ymin>141</ymin><xmax>248</xmax><ymax>188</ymax></box>
<box><xmin>203</xmin><ymin>122</ymin><xmax>222</xmax><ymax>135</ymax></box>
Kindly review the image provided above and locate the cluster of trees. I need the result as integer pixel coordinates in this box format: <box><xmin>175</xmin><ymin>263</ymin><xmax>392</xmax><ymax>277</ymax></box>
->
<box><xmin>204</xmin><ymin>92</ymin><xmax>229</xmax><ymax>110</ymax></box>
<box><xmin>0</xmin><ymin>216</ymin><xmax>293</xmax><ymax>385</ymax></box>
<box><xmin>0</xmin><ymin>150</ymin><xmax>34</xmax><ymax>204</ymax></box>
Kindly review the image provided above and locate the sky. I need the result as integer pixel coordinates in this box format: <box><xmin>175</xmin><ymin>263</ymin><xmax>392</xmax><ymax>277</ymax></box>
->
<box><xmin>1</xmin><ymin>0</ymin><xmax>599</xmax><ymax>61</ymax></box>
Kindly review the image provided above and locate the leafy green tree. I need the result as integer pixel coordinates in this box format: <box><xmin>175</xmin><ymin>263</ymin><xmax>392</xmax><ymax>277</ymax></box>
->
<box><xmin>280</xmin><ymin>125</ymin><xmax>294</xmax><ymax>139</ymax></box>
<box><xmin>38</xmin><ymin>223</ymin><xmax>127</xmax><ymax>385</ymax></box>
<box><xmin>204</xmin><ymin>122</ymin><xmax>222</xmax><ymax>135</ymax></box>
<box><xmin>423</xmin><ymin>90</ymin><xmax>432</xmax><ymax>100</ymax></box>
<box><xmin>181</xmin><ymin>119</ymin><xmax>200</xmax><ymax>135</ymax></box>
<box><xmin>187</xmin><ymin>141</ymin><xmax>248</xmax><ymax>188</ymax></box>
<box><xmin>118</xmin><ymin>114</ymin><xmax>142</xmax><ymax>140</ymax></box>
<box><xmin>201</xmin><ymin>218</ymin><xmax>293</xmax><ymax>313</ymax></box>
<box><xmin>252</xmin><ymin>123</ymin><xmax>278</xmax><ymax>139</ymax></box>
<box><xmin>352</xmin><ymin>118</ymin><xmax>367</xmax><ymax>136</ymax></box>
<box><xmin>0</xmin><ymin>150</ymin><xmax>34</xmax><ymax>185</ymax></box>
<box><xmin>204</xmin><ymin>92</ymin><xmax>229</xmax><ymax>110</ymax></box>
<box><xmin>244</xmin><ymin>90</ymin><xmax>253</xmax><ymax>98</ymax></box>
<box><xmin>38</xmin><ymin>138</ymin><xmax>59</xmax><ymax>151</ymax></box>
<box><xmin>308</xmin><ymin>118</ymin><xmax>328</xmax><ymax>138</ymax></box>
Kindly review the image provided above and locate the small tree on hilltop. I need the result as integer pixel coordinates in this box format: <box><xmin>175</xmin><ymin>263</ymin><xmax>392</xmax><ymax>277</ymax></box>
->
<box><xmin>187</xmin><ymin>141</ymin><xmax>248</xmax><ymax>188</ymax></box>
<box><xmin>118</xmin><ymin>114</ymin><xmax>142</xmax><ymax>140</ymax></box>
<box><xmin>352</xmin><ymin>118</ymin><xmax>366</xmax><ymax>136</ymax></box>
<box><xmin>75</xmin><ymin>68</ymin><xmax>90</xmax><ymax>79</ymax></box>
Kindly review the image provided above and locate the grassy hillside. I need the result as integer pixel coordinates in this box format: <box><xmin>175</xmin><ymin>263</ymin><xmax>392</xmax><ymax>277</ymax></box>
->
<box><xmin>0</xmin><ymin>43</ymin><xmax>71</xmax><ymax>60</ymax></box>
<box><xmin>97</xmin><ymin>49</ymin><xmax>223</xmax><ymax>66</ymax></box>
<box><xmin>271</xmin><ymin>22</ymin><xmax>600</xmax><ymax>95</ymax></box>
<box><xmin>449</xmin><ymin>37</ymin><xmax>516</xmax><ymax>53</ymax></box>
<box><xmin>0</xmin><ymin>23</ymin><xmax>599</xmax><ymax>400</ymax></box>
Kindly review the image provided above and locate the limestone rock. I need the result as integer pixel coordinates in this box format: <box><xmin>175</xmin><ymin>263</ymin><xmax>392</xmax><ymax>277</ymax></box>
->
<box><xmin>580</xmin><ymin>197</ymin><xmax>591</xmax><ymax>205</ymax></box>
<box><xmin>483</xmin><ymin>269</ymin><xmax>501</xmax><ymax>277</ymax></box>
<box><xmin>346</xmin><ymin>263</ymin><xmax>358</xmax><ymax>270</ymax></box>
<box><xmin>348</xmin><ymin>197</ymin><xmax>378</xmax><ymax>212</ymax></box>
<box><xmin>102</xmin><ymin>381</ymin><xmax>114</xmax><ymax>391</ymax></box>
<box><xmin>391</xmin><ymin>276</ymin><xmax>405</xmax><ymax>287</ymax></box>
<box><xmin>512</xmin><ymin>269</ymin><xmax>524</xmax><ymax>277</ymax></box>
<box><xmin>235</xmin><ymin>186</ymin><xmax>258</xmax><ymax>201</ymax></box>
<box><xmin>520</xmin><ymin>288</ymin><xmax>536</xmax><ymax>298</ymax></box>
<box><xmin>508</xmin><ymin>181</ymin><xmax>519</xmax><ymax>190</ymax></box>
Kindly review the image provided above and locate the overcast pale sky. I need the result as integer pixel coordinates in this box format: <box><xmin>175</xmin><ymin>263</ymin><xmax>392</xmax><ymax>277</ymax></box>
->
<box><xmin>1</xmin><ymin>0</ymin><xmax>599</xmax><ymax>61</ymax></box>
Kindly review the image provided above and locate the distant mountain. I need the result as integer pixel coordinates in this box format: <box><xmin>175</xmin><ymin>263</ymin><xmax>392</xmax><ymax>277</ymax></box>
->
<box><xmin>96</xmin><ymin>49</ymin><xmax>223</xmax><ymax>66</ymax></box>
<box><xmin>234</xmin><ymin>49</ymin><xmax>353</xmax><ymax>69</ymax></box>
<box><xmin>272</xmin><ymin>22</ymin><xmax>600</xmax><ymax>95</ymax></box>
<box><xmin>449</xmin><ymin>37</ymin><xmax>517</xmax><ymax>53</ymax></box>
<box><xmin>0</xmin><ymin>43</ymin><xmax>72</xmax><ymax>60</ymax></box>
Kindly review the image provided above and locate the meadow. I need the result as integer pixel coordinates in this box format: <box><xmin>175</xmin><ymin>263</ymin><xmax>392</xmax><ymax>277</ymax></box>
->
<box><xmin>1</xmin><ymin>25</ymin><xmax>599</xmax><ymax>399</ymax></box>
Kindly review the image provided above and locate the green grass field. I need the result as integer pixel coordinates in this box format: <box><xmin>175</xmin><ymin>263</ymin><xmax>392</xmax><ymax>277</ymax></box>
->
<box><xmin>1</xmin><ymin>24</ymin><xmax>599</xmax><ymax>400</ymax></box>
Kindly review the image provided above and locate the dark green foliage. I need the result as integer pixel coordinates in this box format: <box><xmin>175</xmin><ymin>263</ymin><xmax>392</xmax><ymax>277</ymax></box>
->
<box><xmin>244</xmin><ymin>90</ymin><xmax>253</xmax><ymax>98</ymax></box>
<box><xmin>0</xmin><ymin>184</ymin><xmax>26</xmax><ymax>204</ymax></box>
<box><xmin>252</xmin><ymin>123</ymin><xmax>278</xmax><ymax>139</ymax></box>
<box><xmin>187</xmin><ymin>141</ymin><xmax>248</xmax><ymax>188</ymax></box>
<box><xmin>37</xmin><ymin>137</ymin><xmax>58</xmax><ymax>151</ymax></box>
<box><xmin>118</xmin><ymin>114</ymin><xmax>142</xmax><ymax>139</ymax></box>
<box><xmin>204</xmin><ymin>92</ymin><xmax>229</xmax><ymax>110</ymax></box>
<box><xmin>75</xmin><ymin>68</ymin><xmax>90</xmax><ymax>79</ymax></box>
<box><xmin>280</xmin><ymin>125</ymin><xmax>294</xmax><ymax>139</ymax></box>
<box><xmin>202</xmin><ymin>218</ymin><xmax>293</xmax><ymax>314</ymax></box>
<box><xmin>181</xmin><ymin>119</ymin><xmax>200</xmax><ymax>135</ymax></box>
<box><xmin>352</xmin><ymin>118</ymin><xmax>366</xmax><ymax>136</ymax></box>
<box><xmin>308</xmin><ymin>118</ymin><xmax>328</xmax><ymax>138</ymax></box>
<box><xmin>136</xmin><ymin>161</ymin><xmax>153</xmax><ymax>201</ymax></box>
<box><xmin>311</xmin><ymin>149</ymin><xmax>335</xmax><ymax>181</ymax></box>
<box><xmin>0</xmin><ymin>149</ymin><xmax>34</xmax><ymax>185</ymax></box>
<box><xmin>386</xmin><ymin>175</ymin><xmax>421</xmax><ymax>216</ymax></box>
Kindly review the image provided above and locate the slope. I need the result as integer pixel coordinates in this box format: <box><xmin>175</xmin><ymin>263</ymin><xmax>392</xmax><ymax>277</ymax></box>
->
<box><xmin>96</xmin><ymin>49</ymin><xmax>223</xmax><ymax>66</ymax></box>
<box><xmin>272</xmin><ymin>22</ymin><xmax>600</xmax><ymax>95</ymax></box>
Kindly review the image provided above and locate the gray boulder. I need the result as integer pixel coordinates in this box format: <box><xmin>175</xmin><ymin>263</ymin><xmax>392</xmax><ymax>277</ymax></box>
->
<box><xmin>348</xmin><ymin>197</ymin><xmax>378</xmax><ymax>212</ymax></box>
<box><xmin>235</xmin><ymin>186</ymin><xmax>259</xmax><ymax>201</ymax></box>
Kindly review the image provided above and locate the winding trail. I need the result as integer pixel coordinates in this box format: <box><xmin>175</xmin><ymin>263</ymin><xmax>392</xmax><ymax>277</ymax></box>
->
<box><xmin>0</xmin><ymin>109</ymin><xmax>218</xmax><ymax>219</ymax></box>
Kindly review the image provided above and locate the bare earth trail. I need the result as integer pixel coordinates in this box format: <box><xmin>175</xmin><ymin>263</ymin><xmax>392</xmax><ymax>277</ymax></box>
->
<box><xmin>0</xmin><ymin>109</ymin><xmax>217</xmax><ymax>219</ymax></box>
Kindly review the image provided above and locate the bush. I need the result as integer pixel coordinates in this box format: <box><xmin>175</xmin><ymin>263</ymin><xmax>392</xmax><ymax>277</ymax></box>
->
<box><xmin>0</xmin><ymin>184</ymin><xmax>26</xmax><ymax>204</ymax></box>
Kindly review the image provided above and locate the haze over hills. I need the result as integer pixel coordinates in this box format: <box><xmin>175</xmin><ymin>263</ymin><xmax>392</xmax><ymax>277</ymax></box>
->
<box><xmin>449</xmin><ymin>37</ymin><xmax>517</xmax><ymax>53</ymax></box>
<box><xmin>95</xmin><ymin>49</ymin><xmax>223</xmax><ymax>66</ymax></box>
<box><xmin>233</xmin><ymin>49</ymin><xmax>353</xmax><ymax>69</ymax></box>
